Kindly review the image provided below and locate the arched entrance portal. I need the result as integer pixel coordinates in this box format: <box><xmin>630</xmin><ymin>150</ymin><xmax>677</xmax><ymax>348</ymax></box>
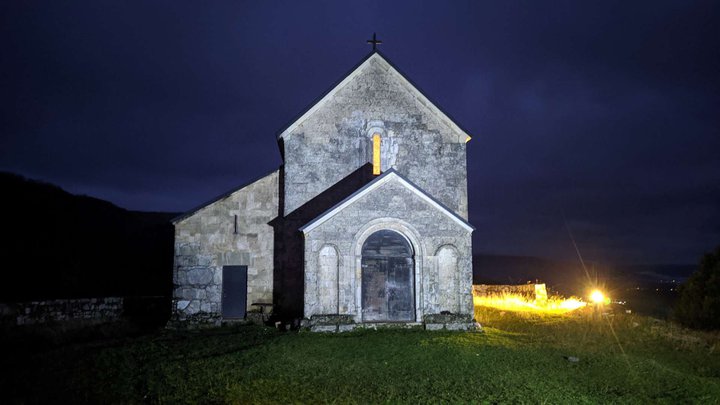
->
<box><xmin>361</xmin><ymin>230</ymin><xmax>415</xmax><ymax>322</ymax></box>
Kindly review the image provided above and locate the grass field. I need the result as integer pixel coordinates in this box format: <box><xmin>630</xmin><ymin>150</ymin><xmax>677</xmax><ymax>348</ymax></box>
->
<box><xmin>2</xmin><ymin>306</ymin><xmax>719</xmax><ymax>404</ymax></box>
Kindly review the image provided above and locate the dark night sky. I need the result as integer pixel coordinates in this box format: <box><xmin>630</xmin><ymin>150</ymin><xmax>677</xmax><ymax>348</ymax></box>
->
<box><xmin>1</xmin><ymin>1</ymin><xmax>718</xmax><ymax>265</ymax></box>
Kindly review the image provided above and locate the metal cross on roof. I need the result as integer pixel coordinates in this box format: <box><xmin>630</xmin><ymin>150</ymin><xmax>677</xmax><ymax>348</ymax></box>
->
<box><xmin>367</xmin><ymin>32</ymin><xmax>382</xmax><ymax>50</ymax></box>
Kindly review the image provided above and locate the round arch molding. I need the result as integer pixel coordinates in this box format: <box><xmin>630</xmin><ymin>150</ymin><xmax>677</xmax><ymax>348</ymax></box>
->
<box><xmin>435</xmin><ymin>244</ymin><xmax>461</xmax><ymax>314</ymax></box>
<box><xmin>317</xmin><ymin>244</ymin><xmax>340</xmax><ymax>315</ymax></box>
<box><xmin>351</xmin><ymin>218</ymin><xmax>425</xmax><ymax>322</ymax></box>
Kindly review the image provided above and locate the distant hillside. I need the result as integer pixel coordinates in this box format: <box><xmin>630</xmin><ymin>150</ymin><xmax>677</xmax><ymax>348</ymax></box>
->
<box><xmin>0</xmin><ymin>172</ymin><xmax>177</xmax><ymax>301</ymax></box>
<box><xmin>611</xmin><ymin>264</ymin><xmax>696</xmax><ymax>284</ymax></box>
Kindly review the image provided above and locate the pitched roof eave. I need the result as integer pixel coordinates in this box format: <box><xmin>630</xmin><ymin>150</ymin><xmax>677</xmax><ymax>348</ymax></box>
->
<box><xmin>171</xmin><ymin>168</ymin><xmax>279</xmax><ymax>224</ymax></box>
<box><xmin>275</xmin><ymin>51</ymin><xmax>377</xmax><ymax>140</ymax></box>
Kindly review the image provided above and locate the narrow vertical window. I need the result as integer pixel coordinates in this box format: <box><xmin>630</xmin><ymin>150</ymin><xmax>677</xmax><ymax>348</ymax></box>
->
<box><xmin>372</xmin><ymin>133</ymin><xmax>381</xmax><ymax>175</ymax></box>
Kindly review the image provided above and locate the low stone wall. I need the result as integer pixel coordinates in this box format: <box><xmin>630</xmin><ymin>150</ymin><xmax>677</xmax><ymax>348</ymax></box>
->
<box><xmin>473</xmin><ymin>283</ymin><xmax>547</xmax><ymax>303</ymax></box>
<box><xmin>0</xmin><ymin>297</ymin><xmax>124</xmax><ymax>326</ymax></box>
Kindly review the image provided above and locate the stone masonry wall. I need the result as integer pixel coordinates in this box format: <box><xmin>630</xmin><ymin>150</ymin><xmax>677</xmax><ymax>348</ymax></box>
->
<box><xmin>283</xmin><ymin>55</ymin><xmax>468</xmax><ymax>219</ymax></box>
<box><xmin>172</xmin><ymin>171</ymin><xmax>279</xmax><ymax>324</ymax></box>
<box><xmin>0</xmin><ymin>297</ymin><xmax>123</xmax><ymax>326</ymax></box>
<box><xmin>303</xmin><ymin>175</ymin><xmax>473</xmax><ymax>323</ymax></box>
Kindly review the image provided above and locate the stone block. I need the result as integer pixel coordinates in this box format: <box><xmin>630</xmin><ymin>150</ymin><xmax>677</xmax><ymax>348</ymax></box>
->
<box><xmin>423</xmin><ymin>313</ymin><xmax>472</xmax><ymax>324</ymax></box>
<box><xmin>194</xmin><ymin>289</ymin><xmax>207</xmax><ymax>300</ymax></box>
<box><xmin>176</xmin><ymin>288</ymin><xmax>193</xmax><ymax>300</ymax></box>
<box><xmin>206</xmin><ymin>286</ymin><xmax>221</xmax><ymax>303</ymax></box>
<box><xmin>425</xmin><ymin>323</ymin><xmax>445</xmax><ymax>331</ymax></box>
<box><xmin>310</xmin><ymin>314</ymin><xmax>354</xmax><ymax>325</ymax></box>
<box><xmin>185</xmin><ymin>300</ymin><xmax>201</xmax><ymax>314</ymax></box>
<box><xmin>176</xmin><ymin>300</ymin><xmax>190</xmax><ymax>311</ymax></box>
<box><xmin>445</xmin><ymin>322</ymin><xmax>471</xmax><ymax>331</ymax></box>
<box><xmin>198</xmin><ymin>255</ymin><xmax>214</xmax><ymax>266</ymax></box>
<box><xmin>311</xmin><ymin>324</ymin><xmax>338</xmax><ymax>333</ymax></box>
<box><xmin>186</xmin><ymin>268</ymin><xmax>213</xmax><ymax>285</ymax></box>
<box><xmin>177</xmin><ymin>255</ymin><xmax>198</xmax><ymax>267</ymax></box>
<box><xmin>338</xmin><ymin>324</ymin><xmax>356</xmax><ymax>333</ymax></box>
<box><xmin>179</xmin><ymin>244</ymin><xmax>200</xmax><ymax>256</ymax></box>
<box><xmin>222</xmin><ymin>251</ymin><xmax>250</xmax><ymax>265</ymax></box>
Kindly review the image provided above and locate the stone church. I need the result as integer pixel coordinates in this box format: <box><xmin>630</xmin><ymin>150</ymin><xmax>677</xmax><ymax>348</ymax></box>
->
<box><xmin>171</xmin><ymin>49</ymin><xmax>475</xmax><ymax>330</ymax></box>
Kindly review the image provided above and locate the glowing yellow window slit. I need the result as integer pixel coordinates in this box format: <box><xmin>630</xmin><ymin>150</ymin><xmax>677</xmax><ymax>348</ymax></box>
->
<box><xmin>372</xmin><ymin>133</ymin><xmax>381</xmax><ymax>175</ymax></box>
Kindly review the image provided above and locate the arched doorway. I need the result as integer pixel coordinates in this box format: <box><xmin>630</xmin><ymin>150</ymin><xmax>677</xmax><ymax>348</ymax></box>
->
<box><xmin>361</xmin><ymin>229</ymin><xmax>415</xmax><ymax>322</ymax></box>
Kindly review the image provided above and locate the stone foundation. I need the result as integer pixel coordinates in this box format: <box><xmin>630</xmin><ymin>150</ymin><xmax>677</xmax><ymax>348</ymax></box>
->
<box><xmin>422</xmin><ymin>313</ymin><xmax>479</xmax><ymax>332</ymax></box>
<box><xmin>304</xmin><ymin>314</ymin><xmax>355</xmax><ymax>332</ymax></box>
<box><xmin>301</xmin><ymin>313</ymin><xmax>481</xmax><ymax>333</ymax></box>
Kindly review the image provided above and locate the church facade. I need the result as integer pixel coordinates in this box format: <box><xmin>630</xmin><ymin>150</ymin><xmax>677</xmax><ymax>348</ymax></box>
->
<box><xmin>171</xmin><ymin>51</ymin><xmax>475</xmax><ymax>330</ymax></box>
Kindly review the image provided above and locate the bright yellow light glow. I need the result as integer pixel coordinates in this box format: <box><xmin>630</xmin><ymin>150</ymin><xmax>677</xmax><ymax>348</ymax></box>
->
<box><xmin>465</xmin><ymin>135</ymin><xmax>472</xmax><ymax>143</ymax></box>
<box><xmin>372</xmin><ymin>133</ymin><xmax>381</xmax><ymax>175</ymax></box>
<box><xmin>590</xmin><ymin>290</ymin><xmax>605</xmax><ymax>304</ymax></box>
<box><xmin>473</xmin><ymin>293</ymin><xmax>586</xmax><ymax>314</ymax></box>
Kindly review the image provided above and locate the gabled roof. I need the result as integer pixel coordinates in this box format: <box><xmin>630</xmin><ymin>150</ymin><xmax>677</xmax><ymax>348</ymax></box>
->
<box><xmin>299</xmin><ymin>169</ymin><xmax>474</xmax><ymax>234</ymax></box>
<box><xmin>171</xmin><ymin>168</ymin><xmax>279</xmax><ymax>224</ymax></box>
<box><xmin>276</xmin><ymin>50</ymin><xmax>472</xmax><ymax>142</ymax></box>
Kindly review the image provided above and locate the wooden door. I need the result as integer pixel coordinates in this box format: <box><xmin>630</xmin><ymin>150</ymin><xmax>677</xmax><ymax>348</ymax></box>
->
<box><xmin>361</xmin><ymin>230</ymin><xmax>414</xmax><ymax>322</ymax></box>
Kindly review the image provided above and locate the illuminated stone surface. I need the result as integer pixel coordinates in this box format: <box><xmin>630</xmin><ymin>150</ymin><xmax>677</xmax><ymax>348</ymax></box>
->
<box><xmin>282</xmin><ymin>54</ymin><xmax>469</xmax><ymax>218</ymax></box>
<box><xmin>170</xmin><ymin>52</ymin><xmax>474</xmax><ymax>328</ymax></box>
<box><xmin>171</xmin><ymin>171</ymin><xmax>278</xmax><ymax>325</ymax></box>
<box><xmin>302</xmin><ymin>174</ymin><xmax>473</xmax><ymax>324</ymax></box>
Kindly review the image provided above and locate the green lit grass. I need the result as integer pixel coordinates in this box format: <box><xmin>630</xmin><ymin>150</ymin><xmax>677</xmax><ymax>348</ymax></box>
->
<box><xmin>2</xmin><ymin>307</ymin><xmax>719</xmax><ymax>403</ymax></box>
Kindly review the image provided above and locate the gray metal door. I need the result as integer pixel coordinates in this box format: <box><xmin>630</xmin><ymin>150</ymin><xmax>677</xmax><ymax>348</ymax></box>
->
<box><xmin>222</xmin><ymin>265</ymin><xmax>247</xmax><ymax>319</ymax></box>
<box><xmin>361</xmin><ymin>230</ymin><xmax>414</xmax><ymax>322</ymax></box>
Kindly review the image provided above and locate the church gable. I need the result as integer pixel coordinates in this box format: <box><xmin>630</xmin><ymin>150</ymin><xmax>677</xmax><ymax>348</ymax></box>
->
<box><xmin>278</xmin><ymin>52</ymin><xmax>470</xmax><ymax>143</ymax></box>
<box><xmin>280</xmin><ymin>52</ymin><xmax>471</xmax><ymax>217</ymax></box>
<box><xmin>300</xmin><ymin>169</ymin><xmax>473</xmax><ymax>234</ymax></box>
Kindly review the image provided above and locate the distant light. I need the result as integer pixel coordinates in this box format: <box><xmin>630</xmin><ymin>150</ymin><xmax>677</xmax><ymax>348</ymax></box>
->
<box><xmin>590</xmin><ymin>290</ymin><xmax>605</xmax><ymax>304</ymax></box>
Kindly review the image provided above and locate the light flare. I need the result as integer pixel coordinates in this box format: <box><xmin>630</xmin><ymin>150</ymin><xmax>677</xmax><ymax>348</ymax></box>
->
<box><xmin>590</xmin><ymin>290</ymin><xmax>605</xmax><ymax>304</ymax></box>
<box><xmin>590</xmin><ymin>289</ymin><xmax>611</xmax><ymax>304</ymax></box>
